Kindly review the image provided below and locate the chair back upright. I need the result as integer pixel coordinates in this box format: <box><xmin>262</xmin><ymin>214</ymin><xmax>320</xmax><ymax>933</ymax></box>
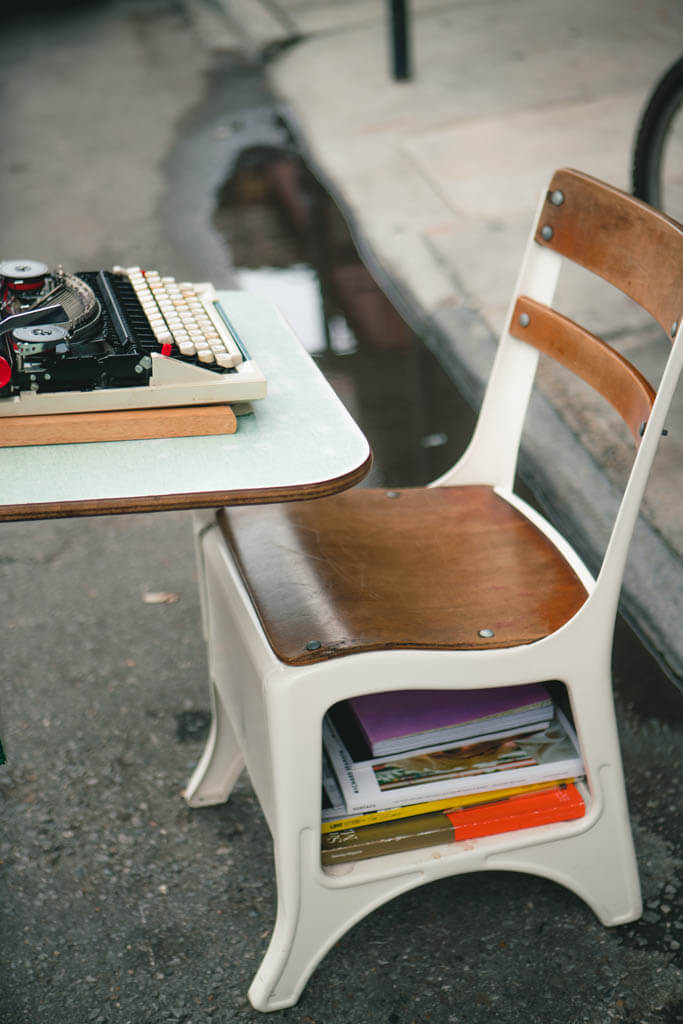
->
<box><xmin>438</xmin><ymin>168</ymin><xmax>683</xmax><ymax>622</ymax></box>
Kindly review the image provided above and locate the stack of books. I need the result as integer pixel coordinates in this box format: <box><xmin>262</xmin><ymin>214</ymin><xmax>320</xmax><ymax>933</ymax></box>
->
<box><xmin>321</xmin><ymin>683</ymin><xmax>585</xmax><ymax>865</ymax></box>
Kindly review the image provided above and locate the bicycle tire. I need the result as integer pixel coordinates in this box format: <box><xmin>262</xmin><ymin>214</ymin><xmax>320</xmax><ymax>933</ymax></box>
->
<box><xmin>632</xmin><ymin>53</ymin><xmax>683</xmax><ymax>211</ymax></box>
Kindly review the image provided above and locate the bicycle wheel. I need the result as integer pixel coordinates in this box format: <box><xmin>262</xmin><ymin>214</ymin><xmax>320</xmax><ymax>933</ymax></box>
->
<box><xmin>632</xmin><ymin>54</ymin><xmax>683</xmax><ymax>223</ymax></box>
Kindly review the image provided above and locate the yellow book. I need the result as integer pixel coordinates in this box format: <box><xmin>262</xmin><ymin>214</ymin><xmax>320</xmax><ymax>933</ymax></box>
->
<box><xmin>321</xmin><ymin>779</ymin><xmax>575</xmax><ymax>834</ymax></box>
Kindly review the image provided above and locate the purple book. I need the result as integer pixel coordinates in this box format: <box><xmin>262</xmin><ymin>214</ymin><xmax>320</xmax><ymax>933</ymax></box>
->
<box><xmin>347</xmin><ymin>683</ymin><xmax>553</xmax><ymax>757</ymax></box>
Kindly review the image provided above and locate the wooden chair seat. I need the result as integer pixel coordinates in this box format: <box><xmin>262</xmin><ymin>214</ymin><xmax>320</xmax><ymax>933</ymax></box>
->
<box><xmin>218</xmin><ymin>484</ymin><xmax>588</xmax><ymax>666</ymax></box>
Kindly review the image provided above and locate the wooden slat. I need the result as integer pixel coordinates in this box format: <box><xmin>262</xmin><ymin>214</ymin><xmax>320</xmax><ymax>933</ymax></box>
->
<box><xmin>0</xmin><ymin>403</ymin><xmax>237</xmax><ymax>448</ymax></box>
<box><xmin>218</xmin><ymin>485</ymin><xmax>588</xmax><ymax>666</ymax></box>
<box><xmin>535</xmin><ymin>168</ymin><xmax>683</xmax><ymax>337</ymax></box>
<box><xmin>509</xmin><ymin>296</ymin><xmax>655</xmax><ymax>442</ymax></box>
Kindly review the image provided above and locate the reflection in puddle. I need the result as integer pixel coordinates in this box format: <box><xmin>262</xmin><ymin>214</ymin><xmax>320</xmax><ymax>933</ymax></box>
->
<box><xmin>234</xmin><ymin>265</ymin><xmax>357</xmax><ymax>355</ymax></box>
<box><xmin>214</xmin><ymin>147</ymin><xmax>475</xmax><ymax>486</ymax></box>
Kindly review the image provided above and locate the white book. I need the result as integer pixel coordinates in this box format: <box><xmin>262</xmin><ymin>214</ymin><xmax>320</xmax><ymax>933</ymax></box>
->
<box><xmin>323</xmin><ymin>708</ymin><xmax>583</xmax><ymax>816</ymax></box>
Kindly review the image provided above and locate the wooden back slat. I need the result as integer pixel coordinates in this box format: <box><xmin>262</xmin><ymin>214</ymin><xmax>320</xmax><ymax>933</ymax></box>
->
<box><xmin>536</xmin><ymin>168</ymin><xmax>683</xmax><ymax>337</ymax></box>
<box><xmin>509</xmin><ymin>296</ymin><xmax>656</xmax><ymax>442</ymax></box>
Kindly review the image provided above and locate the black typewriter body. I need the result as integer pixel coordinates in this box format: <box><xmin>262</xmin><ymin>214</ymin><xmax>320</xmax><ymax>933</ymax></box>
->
<box><xmin>0</xmin><ymin>261</ymin><xmax>220</xmax><ymax>398</ymax></box>
<box><xmin>0</xmin><ymin>260</ymin><xmax>265</xmax><ymax>416</ymax></box>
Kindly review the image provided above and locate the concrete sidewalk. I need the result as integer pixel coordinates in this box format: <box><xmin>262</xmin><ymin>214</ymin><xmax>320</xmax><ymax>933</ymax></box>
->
<box><xmin>188</xmin><ymin>0</ymin><xmax>683</xmax><ymax>681</ymax></box>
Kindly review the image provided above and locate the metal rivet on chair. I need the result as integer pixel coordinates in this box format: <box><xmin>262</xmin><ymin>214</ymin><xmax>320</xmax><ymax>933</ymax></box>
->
<box><xmin>550</xmin><ymin>190</ymin><xmax>565</xmax><ymax>206</ymax></box>
<box><xmin>386</xmin><ymin>490</ymin><xmax>401</xmax><ymax>499</ymax></box>
<box><xmin>305</xmin><ymin>640</ymin><xmax>322</xmax><ymax>651</ymax></box>
<box><xmin>541</xmin><ymin>225</ymin><xmax>554</xmax><ymax>241</ymax></box>
<box><xmin>672</xmin><ymin>320</ymin><xmax>679</xmax><ymax>338</ymax></box>
<box><xmin>519</xmin><ymin>312</ymin><xmax>530</xmax><ymax>327</ymax></box>
<box><xmin>478</xmin><ymin>628</ymin><xmax>495</xmax><ymax>638</ymax></box>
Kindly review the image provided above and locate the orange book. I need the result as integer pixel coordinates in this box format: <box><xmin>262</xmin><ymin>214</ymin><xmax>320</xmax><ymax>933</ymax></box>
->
<box><xmin>445</xmin><ymin>782</ymin><xmax>585</xmax><ymax>840</ymax></box>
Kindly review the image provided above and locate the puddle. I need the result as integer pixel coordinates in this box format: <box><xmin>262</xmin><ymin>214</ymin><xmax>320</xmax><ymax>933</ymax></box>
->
<box><xmin>213</xmin><ymin>146</ymin><xmax>476</xmax><ymax>487</ymax></box>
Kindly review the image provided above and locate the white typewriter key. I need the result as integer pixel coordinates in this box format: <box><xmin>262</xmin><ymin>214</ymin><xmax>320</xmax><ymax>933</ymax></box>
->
<box><xmin>197</xmin><ymin>349</ymin><xmax>215</xmax><ymax>364</ymax></box>
<box><xmin>215</xmin><ymin>352</ymin><xmax>239</xmax><ymax>368</ymax></box>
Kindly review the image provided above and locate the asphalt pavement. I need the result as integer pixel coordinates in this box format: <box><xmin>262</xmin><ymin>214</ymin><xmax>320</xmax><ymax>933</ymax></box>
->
<box><xmin>0</xmin><ymin>3</ymin><xmax>681</xmax><ymax>1023</ymax></box>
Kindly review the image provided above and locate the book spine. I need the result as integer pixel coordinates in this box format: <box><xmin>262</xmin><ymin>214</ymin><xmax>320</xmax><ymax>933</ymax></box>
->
<box><xmin>321</xmin><ymin>778</ymin><xmax>576</xmax><ymax>833</ymax></box>
<box><xmin>323</xmin><ymin>717</ymin><xmax>367</xmax><ymax>809</ymax></box>
<box><xmin>321</xmin><ymin>784</ymin><xmax>585</xmax><ymax>865</ymax></box>
<box><xmin>322</xmin><ymin>812</ymin><xmax>455</xmax><ymax>864</ymax></box>
<box><xmin>445</xmin><ymin>783</ymin><xmax>585</xmax><ymax>840</ymax></box>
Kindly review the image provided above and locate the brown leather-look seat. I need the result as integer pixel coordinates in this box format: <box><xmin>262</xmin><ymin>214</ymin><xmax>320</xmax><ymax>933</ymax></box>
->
<box><xmin>218</xmin><ymin>484</ymin><xmax>588</xmax><ymax>666</ymax></box>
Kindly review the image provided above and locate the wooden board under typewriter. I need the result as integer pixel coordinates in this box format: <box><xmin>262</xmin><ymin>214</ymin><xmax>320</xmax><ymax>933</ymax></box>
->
<box><xmin>0</xmin><ymin>403</ymin><xmax>237</xmax><ymax>447</ymax></box>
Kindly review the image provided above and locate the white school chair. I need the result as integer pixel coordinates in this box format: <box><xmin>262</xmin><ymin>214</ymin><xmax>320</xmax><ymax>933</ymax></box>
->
<box><xmin>185</xmin><ymin>169</ymin><xmax>682</xmax><ymax>1011</ymax></box>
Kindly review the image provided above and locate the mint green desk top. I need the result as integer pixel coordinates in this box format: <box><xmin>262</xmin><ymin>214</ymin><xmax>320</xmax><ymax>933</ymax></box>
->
<box><xmin>0</xmin><ymin>292</ymin><xmax>371</xmax><ymax>520</ymax></box>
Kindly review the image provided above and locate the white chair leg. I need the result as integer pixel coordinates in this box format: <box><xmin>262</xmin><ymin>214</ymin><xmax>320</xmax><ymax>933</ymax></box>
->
<box><xmin>184</xmin><ymin>679</ymin><xmax>244</xmax><ymax>808</ymax></box>
<box><xmin>489</xmin><ymin>671</ymin><xmax>642</xmax><ymax>926</ymax></box>
<box><xmin>248</xmin><ymin>826</ymin><xmax>421</xmax><ymax>1012</ymax></box>
<box><xmin>490</xmin><ymin>760</ymin><xmax>641</xmax><ymax>926</ymax></box>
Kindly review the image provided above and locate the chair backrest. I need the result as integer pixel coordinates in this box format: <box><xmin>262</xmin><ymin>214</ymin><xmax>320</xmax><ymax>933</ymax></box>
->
<box><xmin>438</xmin><ymin>168</ymin><xmax>683</xmax><ymax>613</ymax></box>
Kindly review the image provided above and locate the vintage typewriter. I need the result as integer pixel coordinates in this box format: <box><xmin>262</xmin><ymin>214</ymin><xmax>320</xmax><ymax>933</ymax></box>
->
<box><xmin>0</xmin><ymin>260</ymin><xmax>266</xmax><ymax>416</ymax></box>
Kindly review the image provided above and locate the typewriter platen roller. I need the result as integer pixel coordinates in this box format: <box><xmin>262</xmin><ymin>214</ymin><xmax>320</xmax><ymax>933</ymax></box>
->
<box><xmin>0</xmin><ymin>260</ymin><xmax>266</xmax><ymax>416</ymax></box>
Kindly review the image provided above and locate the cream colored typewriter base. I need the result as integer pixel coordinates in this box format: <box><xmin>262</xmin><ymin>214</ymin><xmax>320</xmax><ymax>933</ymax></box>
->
<box><xmin>0</xmin><ymin>352</ymin><xmax>266</xmax><ymax>417</ymax></box>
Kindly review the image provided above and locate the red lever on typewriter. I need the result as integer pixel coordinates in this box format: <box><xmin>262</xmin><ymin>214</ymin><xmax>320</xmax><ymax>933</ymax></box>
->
<box><xmin>0</xmin><ymin>356</ymin><xmax>12</xmax><ymax>388</ymax></box>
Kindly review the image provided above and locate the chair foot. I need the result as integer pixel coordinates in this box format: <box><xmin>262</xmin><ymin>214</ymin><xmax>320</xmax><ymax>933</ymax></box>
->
<box><xmin>247</xmin><ymin>828</ymin><xmax>421</xmax><ymax>1011</ymax></box>
<box><xmin>183</xmin><ymin>679</ymin><xmax>244</xmax><ymax>807</ymax></box>
<box><xmin>490</xmin><ymin>765</ymin><xmax>642</xmax><ymax>926</ymax></box>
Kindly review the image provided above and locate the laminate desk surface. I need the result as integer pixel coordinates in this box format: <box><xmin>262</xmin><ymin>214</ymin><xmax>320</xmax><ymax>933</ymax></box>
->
<box><xmin>0</xmin><ymin>291</ymin><xmax>371</xmax><ymax>521</ymax></box>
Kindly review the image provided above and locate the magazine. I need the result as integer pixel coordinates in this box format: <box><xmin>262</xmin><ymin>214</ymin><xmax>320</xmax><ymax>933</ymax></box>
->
<box><xmin>322</xmin><ymin>708</ymin><xmax>583</xmax><ymax>816</ymax></box>
<box><xmin>346</xmin><ymin>682</ymin><xmax>553</xmax><ymax>757</ymax></box>
<box><xmin>328</xmin><ymin>698</ymin><xmax>555</xmax><ymax>767</ymax></box>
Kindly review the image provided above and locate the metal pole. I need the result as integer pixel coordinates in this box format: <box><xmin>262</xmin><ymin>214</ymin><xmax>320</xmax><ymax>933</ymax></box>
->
<box><xmin>388</xmin><ymin>0</ymin><xmax>411</xmax><ymax>81</ymax></box>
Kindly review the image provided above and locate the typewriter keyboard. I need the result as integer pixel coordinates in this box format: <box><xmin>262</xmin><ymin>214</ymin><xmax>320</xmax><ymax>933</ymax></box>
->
<box><xmin>120</xmin><ymin>267</ymin><xmax>242</xmax><ymax>368</ymax></box>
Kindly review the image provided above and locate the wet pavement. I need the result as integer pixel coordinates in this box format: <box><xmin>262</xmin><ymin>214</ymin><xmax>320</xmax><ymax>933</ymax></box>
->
<box><xmin>213</xmin><ymin>142</ymin><xmax>478</xmax><ymax>486</ymax></box>
<box><xmin>0</xmin><ymin>3</ymin><xmax>682</xmax><ymax>1023</ymax></box>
